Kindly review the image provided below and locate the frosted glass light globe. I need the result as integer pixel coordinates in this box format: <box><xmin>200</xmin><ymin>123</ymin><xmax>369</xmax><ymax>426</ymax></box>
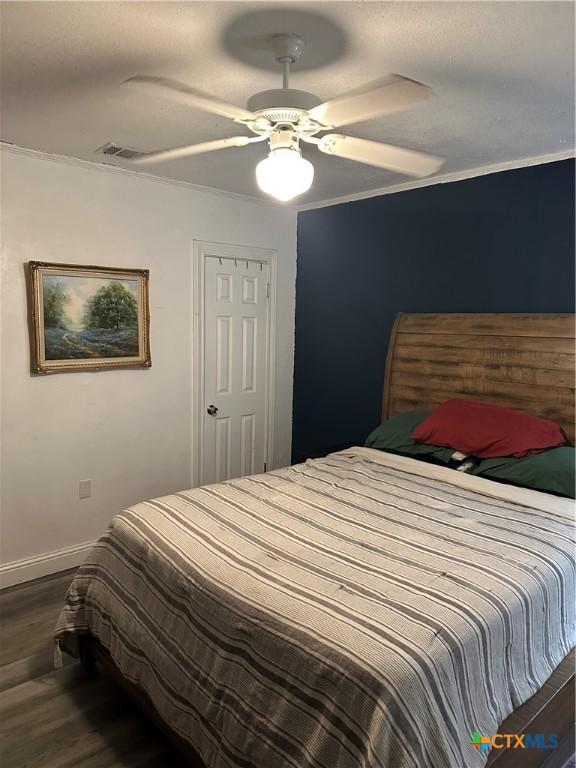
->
<box><xmin>256</xmin><ymin>148</ymin><xmax>314</xmax><ymax>202</ymax></box>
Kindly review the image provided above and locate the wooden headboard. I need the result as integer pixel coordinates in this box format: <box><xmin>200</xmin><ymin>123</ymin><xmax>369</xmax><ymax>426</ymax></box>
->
<box><xmin>383</xmin><ymin>313</ymin><xmax>576</xmax><ymax>443</ymax></box>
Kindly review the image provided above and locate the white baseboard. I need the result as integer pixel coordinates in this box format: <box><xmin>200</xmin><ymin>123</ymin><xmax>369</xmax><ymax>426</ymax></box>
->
<box><xmin>0</xmin><ymin>540</ymin><xmax>96</xmax><ymax>589</ymax></box>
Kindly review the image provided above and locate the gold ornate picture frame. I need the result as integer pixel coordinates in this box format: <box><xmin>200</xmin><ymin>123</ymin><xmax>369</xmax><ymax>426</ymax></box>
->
<box><xmin>27</xmin><ymin>261</ymin><xmax>151</xmax><ymax>374</ymax></box>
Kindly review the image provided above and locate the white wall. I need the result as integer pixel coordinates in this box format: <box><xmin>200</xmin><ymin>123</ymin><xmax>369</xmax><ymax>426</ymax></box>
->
<box><xmin>0</xmin><ymin>147</ymin><xmax>297</xmax><ymax>582</ymax></box>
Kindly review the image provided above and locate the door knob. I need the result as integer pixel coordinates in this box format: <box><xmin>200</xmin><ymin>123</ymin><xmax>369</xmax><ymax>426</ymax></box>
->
<box><xmin>207</xmin><ymin>404</ymin><xmax>218</xmax><ymax>416</ymax></box>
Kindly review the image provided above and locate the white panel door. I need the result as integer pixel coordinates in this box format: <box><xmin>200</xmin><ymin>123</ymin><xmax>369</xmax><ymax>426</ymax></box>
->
<box><xmin>203</xmin><ymin>255</ymin><xmax>270</xmax><ymax>484</ymax></box>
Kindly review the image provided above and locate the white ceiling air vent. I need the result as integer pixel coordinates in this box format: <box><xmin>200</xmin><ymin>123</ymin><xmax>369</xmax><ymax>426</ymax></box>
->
<box><xmin>96</xmin><ymin>142</ymin><xmax>144</xmax><ymax>160</ymax></box>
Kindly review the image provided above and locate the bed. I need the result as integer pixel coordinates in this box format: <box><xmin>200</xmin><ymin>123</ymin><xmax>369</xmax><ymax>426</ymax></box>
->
<box><xmin>56</xmin><ymin>312</ymin><xmax>575</xmax><ymax>768</ymax></box>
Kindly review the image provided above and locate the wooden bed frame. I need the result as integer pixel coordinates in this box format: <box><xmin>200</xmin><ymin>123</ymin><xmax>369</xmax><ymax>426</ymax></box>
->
<box><xmin>81</xmin><ymin>312</ymin><xmax>575</xmax><ymax>768</ymax></box>
<box><xmin>383</xmin><ymin>313</ymin><xmax>575</xmax><ymax>442</ymax></box>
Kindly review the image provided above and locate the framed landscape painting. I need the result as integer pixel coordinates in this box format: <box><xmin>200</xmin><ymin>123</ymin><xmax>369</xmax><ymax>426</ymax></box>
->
<box><xmin>28</xmin><ymin>261</ymin><xmax>151</xmax><ymax>374</ymax></box>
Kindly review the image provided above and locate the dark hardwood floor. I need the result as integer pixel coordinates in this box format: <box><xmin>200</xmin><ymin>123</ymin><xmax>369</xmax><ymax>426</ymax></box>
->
<box><xmin>0</xmin><ymin>569</ymin><xmax>185</xmax><ymax>768</ymax></box>
<box><xmin>0</xmin><ymin>570</ymin><xmax>573</xmax><ymax>768</ymax></box>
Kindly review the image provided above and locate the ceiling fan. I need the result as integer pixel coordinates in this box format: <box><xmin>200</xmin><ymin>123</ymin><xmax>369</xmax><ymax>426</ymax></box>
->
<box><xmin>124</xmin><ymin>33</ymin><xmax>444</xmax><ymax>202</ymax></box>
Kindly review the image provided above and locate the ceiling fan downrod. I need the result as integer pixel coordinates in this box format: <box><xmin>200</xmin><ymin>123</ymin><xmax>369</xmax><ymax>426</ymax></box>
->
<box><xmin>269</xmin><ymin>33</ymin><xmax>305</xmax><ymax>91</ymax></box>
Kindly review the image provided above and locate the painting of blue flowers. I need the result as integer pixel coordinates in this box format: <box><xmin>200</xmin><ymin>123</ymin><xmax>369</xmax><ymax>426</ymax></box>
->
<box><xmin>28</xmin><ymin>262</ymin><xmax>151</xmax><ymax>373</ymax></box>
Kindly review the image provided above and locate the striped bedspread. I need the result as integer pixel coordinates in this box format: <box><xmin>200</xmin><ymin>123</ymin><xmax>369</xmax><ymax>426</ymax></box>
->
<box><xmin>56</xmin><ymin>448</ymin><xmax>575</xmax><ymax>768</ymax></box>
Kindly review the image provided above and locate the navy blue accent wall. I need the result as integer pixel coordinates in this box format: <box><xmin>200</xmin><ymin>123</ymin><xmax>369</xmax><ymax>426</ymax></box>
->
<box><xmin>293</xmin><ymin>159</ymin><xmax>575</xmax><ymax>457</ymax></box>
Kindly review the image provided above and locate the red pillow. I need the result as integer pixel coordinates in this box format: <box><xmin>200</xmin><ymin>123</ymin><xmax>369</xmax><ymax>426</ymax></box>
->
<box><xmin>411</xmin><ymin>399</ymin><xmax>567</xmax><ymax>458</ymax></box>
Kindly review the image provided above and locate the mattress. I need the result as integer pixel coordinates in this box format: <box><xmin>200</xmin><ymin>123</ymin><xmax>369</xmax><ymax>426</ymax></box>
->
<box><xmin>55</xmin><ymin>447</ymin><xmax>575</xmax><ymax>768</ymax></box>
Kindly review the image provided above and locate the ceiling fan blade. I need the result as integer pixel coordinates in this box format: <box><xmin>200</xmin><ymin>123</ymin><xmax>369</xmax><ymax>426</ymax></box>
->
<box><xmin>132</xmin><ymin>136</ymin><xmax>253</xmax><ymax>165</ymax></box>
<box><xmin>317</xmin><ymin>134</ymin><xmax>444</xmax><ymax>177</ymax></box>
<box><xmin>308</xmin><ymin>75</ymin><xmax>433</xmax><ymax>128</ymax></box>
<box><xmin>124</xmin><ymin>76</ymin><xmax>255</xmax><ymax>122</ymax></box>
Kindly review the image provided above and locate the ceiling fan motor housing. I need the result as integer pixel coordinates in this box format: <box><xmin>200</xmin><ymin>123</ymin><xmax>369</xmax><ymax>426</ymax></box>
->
<box><xmin>247</xmin><ymin>89</ymin><xmax>322</xmax><ymax>124</ymax></box>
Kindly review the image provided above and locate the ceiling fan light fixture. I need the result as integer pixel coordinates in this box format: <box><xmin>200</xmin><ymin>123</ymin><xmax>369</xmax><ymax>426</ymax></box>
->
<box><xmin>255</xmin><ymin>147</ymin><xmax>314</xmax><ymax>202</ymax></box>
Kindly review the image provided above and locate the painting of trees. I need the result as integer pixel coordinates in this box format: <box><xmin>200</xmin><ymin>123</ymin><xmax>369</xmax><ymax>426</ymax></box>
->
<box><xmin>42</xmin><ymin>281</ymin><xmax>69</xmax><ymax>328</ymax></box>
<box><xmin>84</xmin><ymin>281</ymin><xmax>138</xmax><ymax>331</ymax></box>
<box><xmin>29</xmin><ymin>262</ymin><xmax>149</xmax><ymax>372</ymax></box>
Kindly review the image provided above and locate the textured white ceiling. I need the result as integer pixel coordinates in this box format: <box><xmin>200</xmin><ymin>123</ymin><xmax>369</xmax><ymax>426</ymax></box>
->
<box><xmin>1</xmin><ymin>1</ymin><xmax>574</xmax><ymax>206</ymax></box>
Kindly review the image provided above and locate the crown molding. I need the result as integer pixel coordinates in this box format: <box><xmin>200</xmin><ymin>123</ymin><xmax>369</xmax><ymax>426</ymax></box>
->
<box><xmin>2</xmin><ymin>141</ymin><xmax>573</xmax><ymax>214</ymax></box>
<box><xmin>0</xmin><ymin>141</ymin><xmax>297</xmax><ymax>211</ymax></box>
<box><xmin>296</xmin><ymin>150</ymin><xmax>576</xmax><ymax>212</ymax></box>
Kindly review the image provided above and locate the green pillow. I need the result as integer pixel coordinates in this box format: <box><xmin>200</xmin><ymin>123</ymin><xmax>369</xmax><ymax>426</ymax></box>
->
<box><xmin>365</xmin><ymin>410</ymin><xmax>455</xmax><ymax>464</ymax></box>
<box><xmin>470</xmin><ymin>446</ymin><xmax>575</xmax><ymax>498</ymax></box>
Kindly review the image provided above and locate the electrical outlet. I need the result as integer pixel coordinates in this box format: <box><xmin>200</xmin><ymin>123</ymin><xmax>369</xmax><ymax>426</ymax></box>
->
<box><xmin>79</xmin><ymin>479</ymin><xmax>91</xmax><ymax>499</ymax></box>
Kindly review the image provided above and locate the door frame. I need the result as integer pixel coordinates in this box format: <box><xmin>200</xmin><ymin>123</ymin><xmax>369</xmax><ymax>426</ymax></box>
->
<box><xmin>191</xmin><ymin>240</ymin><xmax>278</xmax><ymax>487</ymax></box>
